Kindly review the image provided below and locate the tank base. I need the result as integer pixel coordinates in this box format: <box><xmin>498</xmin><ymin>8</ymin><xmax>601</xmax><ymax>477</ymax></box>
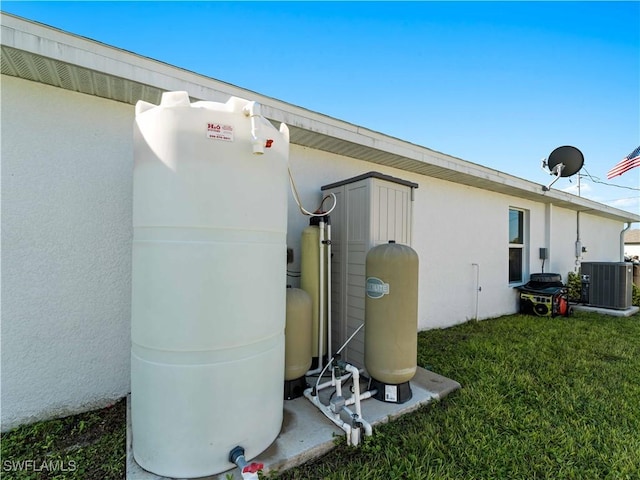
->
<box><xmin>284</xmin><ymin>376</ymin><xmax>308</xmax><ymax>400</ymax></box>
<box><xmin>370</xmin><ymin>378</ymin><xmax>412</xmax><ymax>404</ymax></box>
<box><xmin>310</xmin><ymin>355</ymin><xmax>329</xmax><ymax>370</ymax></box>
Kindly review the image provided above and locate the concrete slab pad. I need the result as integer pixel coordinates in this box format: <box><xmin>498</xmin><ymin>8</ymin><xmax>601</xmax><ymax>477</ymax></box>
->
<box><xmin>572</xmin><ymin>304</ymin><xmax>639</xmax><ymax>317</ymax></box>
<box><xmin>127</xmin><ymin>367</ymin><xmax>460</xmax><ymax>479</ymax></box>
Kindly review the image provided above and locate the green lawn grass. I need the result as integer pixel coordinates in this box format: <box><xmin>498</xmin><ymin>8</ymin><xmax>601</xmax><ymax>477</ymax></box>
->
<box><xmin>0</xmin><ymin>398</ymin><xmax>125</xmax><ymax>480</ymax></box>
<box><xmin>269</xmin><ymin>311</ymin><xmax>640</xmax><ymax>479</ymax></box>
<box><xmin>2</xmin><ymin>311</ymin><xmax>638</xmax><ymax>479</ymax></box>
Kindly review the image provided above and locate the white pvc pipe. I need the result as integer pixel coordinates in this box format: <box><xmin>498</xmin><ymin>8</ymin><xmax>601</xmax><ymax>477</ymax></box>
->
<box><xmin>344</xmin><ymin>364</ymin><xmax>362</xmax><ymax>417</ymax></box>
<box><xmin>315</xmin><ymin>370</ymin><xmax>353</xmax><ymax>393</ymax></box>
<box><xmin>318</xmin><ymin>218</ymin><xmax>325</xmax><ymax>370</ymax></box>
<box><xmin>305</xmin><ymin>361</ymin><xmax>375</xmax><ymax>446</ymax></box>
<box><xmin>351</xmin><ymin>367</ymin><xmax>361</xmax><ymax>419</ymax></box>
<box><xmin>342</xmin><ymin>405</ymin><xmax>373</xmax><ymax>437</ymax></box>
<box><xmin>243</xmin><ymin>101</ymin><xmax>264</xmax><ymax>155</ymax></box>
<box><xmin>621</xmin><ymin>222</ymin><xmax>631</xmax><ymax>261</ymax></box>
<box><xmin>335</xmin><ymin>369</ymin><xmax>342</xmax><ymax>398</ymax></box>
<box><xmin>315</xmin><ymin>379</ymin><xmax>334</xmax><ymax>391</ymax></box>
<box><xmin>314</xmin><ymin>323</ymin><xmax>364</xmax><ymax>393</ymax></box>
<box><xmin>303</xmin><ymin>388</ymin><xmax>353</xmax><ymax>444</ymax></box>
<box><xmin>472</xmin><ymin>263</ymin><xmax>480</xmax><ymax>320</ymax></box>
<box><xmin>343</xmin><ymin>364</ymin><xmax>374</xmax><ymax>437</ymax></box>
<box><xmin>326</xmin><ymin>221</ymin><xmax>332</xmax><ymax>363</ymax></box>
<box><xmin>345</xmin><ymin>389</ymin><xmax>376</xmax><ymax>406</ymax></box>
<box><xmin>305</xmin><ymin>364</ymin><xmax>322</xmax><ymax>376</ymax></box>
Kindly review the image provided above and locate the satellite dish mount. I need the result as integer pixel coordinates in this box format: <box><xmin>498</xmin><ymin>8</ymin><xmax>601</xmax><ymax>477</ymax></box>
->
<box><xmin>541</xmin><ymin>146</ymin><xmax>584</xmax><ymax>191</ymax></box>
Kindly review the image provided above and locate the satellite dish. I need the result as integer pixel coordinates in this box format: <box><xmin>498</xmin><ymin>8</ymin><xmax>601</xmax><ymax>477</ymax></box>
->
<box><xmin>548</xmin><ymin>146</ymin><xmax>584</xmax><ymax>177</ymax></box>
<box><xmin>541</xmin><ymin>145</ymin><xmax>584</xmax><ymax>191</ymax></box>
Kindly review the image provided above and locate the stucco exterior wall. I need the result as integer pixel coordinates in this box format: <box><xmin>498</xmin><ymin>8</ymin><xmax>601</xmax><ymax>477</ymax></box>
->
<box><xmin>548</xmin><ymin>207</ymin><xmax>625</xmax><ymax>279</ymax></box>
<box><xmin>284</xmin><ymin>145</ymin><xmax>626</xmax><ymax>331</ymax></box>
<box><xmin>1</xmin><ymin>76</ymin><xmax>133</xmax><ymax>431</ymax></box>
<box><xmin>2</xmin><ymin>75</ymin><xmax>627</xmax><ymax>429</ymax></box>
<box><xmin>579</xmin><ymin>212</ymin><xmax>627</xmax><ymax>263</ymax></box>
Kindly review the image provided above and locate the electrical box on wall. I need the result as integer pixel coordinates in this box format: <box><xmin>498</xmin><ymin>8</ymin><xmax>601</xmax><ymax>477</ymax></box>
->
<box><xmin>321</xmin><ymin>172</ymin><xmax>418</xmax><ymax>370</ymax></box>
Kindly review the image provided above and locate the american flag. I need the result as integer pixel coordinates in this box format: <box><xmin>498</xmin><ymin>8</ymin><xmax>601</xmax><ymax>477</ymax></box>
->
<box><xmin>606</xmin><ymin>146</ymin><xmax>640</xmax><ymax>179</ymax></box>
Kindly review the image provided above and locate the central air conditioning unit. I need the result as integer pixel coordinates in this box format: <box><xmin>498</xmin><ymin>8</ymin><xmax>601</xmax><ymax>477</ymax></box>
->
<box><xmin>580</xmin><ymin>262</ymin><xmax>633</xmax><ymax>309</ymax></box>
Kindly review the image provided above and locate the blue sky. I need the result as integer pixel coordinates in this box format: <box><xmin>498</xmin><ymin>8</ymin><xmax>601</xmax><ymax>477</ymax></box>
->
<box><xmin>3</xmin><ymin>1</ymin><xmax>639</xmax><ymax>216</ymax></box>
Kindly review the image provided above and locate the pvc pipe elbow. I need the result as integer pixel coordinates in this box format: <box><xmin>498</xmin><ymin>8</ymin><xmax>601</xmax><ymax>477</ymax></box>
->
<box><xmin>252</xmin><ymin>137</ymin><xmax>265</xmax><ymax>155</ymax></box>
<box><xmin>344</xmin><ymin>364</ymin><xmax>360</xmax><ymax>379</ymax></box>
<box><xmin>246</xmin><ymin>101</ymin><xmax>261</xmax><ymax>117</ymax></box>
<box><xmin>243</xmin><ymin>101</ymin><xmax>265</xmax><ymax>155</ymax></box>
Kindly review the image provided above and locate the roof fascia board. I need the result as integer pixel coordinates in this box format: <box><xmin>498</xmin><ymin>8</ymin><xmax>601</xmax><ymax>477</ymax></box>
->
<box><xmin>1</xmin><ymin>13</ymin><xmax>359</xmax><ymax>129</ymax></box>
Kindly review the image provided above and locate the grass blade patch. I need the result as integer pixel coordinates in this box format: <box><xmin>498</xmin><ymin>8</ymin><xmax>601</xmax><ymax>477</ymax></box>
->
<box><xmin>272</xmin><ymin>312</ymin><xmax>640</xmax><ymax>479</ymax></box>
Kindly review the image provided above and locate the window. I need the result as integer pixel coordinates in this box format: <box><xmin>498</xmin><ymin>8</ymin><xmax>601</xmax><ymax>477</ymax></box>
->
<box><xmin>509</xmin><ymin>208</ymin><xmax>527</xmax><ymax>283</ymax></box>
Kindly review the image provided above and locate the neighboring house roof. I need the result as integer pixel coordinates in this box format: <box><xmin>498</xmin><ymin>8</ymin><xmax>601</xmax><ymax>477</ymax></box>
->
<box><xmin>2</xmin><ymin>12</ymin><xmax>639</xmax><ymax>225</ymax></box>
<box><xmin>624</xmin><ymin>229</ymin><xmax>640</xmax><ymax>245</ymax></box>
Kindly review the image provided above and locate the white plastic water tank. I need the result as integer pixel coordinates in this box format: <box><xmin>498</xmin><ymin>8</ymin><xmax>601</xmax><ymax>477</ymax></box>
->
<box><xmin>131</xmin><ymin>91</ymin><xmax>289</xmax><ymax>477</ymax></box>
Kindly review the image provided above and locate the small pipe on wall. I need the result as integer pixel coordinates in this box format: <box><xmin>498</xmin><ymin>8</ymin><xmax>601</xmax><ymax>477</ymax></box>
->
<box><xmin>472</xmin><ymin>263</ymin><xmax>481</xmax><ymax>320</ymax></box>
<box><xmin>621</xmin><ymin>222</ymin><xmax>631</xmax><ymax>262</ymax></box>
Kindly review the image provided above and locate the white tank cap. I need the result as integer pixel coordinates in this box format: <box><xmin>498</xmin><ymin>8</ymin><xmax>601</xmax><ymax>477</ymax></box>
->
<box><xmin>135</xmin><ymin>100</ymin><xmax>155</xmax><ymax>115</ymax></box>
<box><xmin>160</xmin><ymin>91</ymin><xmax>191</xmax><ymax>107</ymax></box>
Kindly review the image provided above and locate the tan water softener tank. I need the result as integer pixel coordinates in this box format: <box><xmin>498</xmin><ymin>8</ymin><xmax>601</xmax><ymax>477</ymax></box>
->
<box><xmin>365</xmin><ymin>241</ymin><xmax>419</xmax><ymax>403</ymax></box>
<box><xmin>300</xmin><ymin>216</ymin><xmax>328</xmax><ymax>366</ymax></box>
<box><xmin>284</xmin><ymin>287</ymin><xmax>312</xmax><ymax>399</ymax></box>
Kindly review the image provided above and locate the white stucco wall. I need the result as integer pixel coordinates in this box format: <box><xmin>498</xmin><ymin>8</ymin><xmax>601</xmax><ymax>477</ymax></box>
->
<box><xmin>1</xmin><ymin>76</ymin><xmax>133</xmax><ymax>431</ymax></box>
<box><xmin>548</xmin><ymin>207</ymin><xmax>625</xmax><ymax>278</ymax></box>
<box><xmin>2</xmin><ymin>76</ymin><xmax>628</xmax><ymax>430</ymax></box>
<box><xmin>284</xmin><ymin>145</ymin><xmax>627</xmax><ymax>331</ymax></box>
<box><xmin>579</xmin><ymin>212</ymin><xmax>627</xmax><ymax>263</ymax></box>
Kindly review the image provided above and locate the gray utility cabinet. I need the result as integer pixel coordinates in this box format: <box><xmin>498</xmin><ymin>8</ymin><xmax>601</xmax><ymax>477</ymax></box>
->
<box><xmin>581</xmin><ymin>262</ymin><xmax>633</xmax><ymax>309</ymax></box>
<box><xmin>321</xmin><ymin>172</ymin><xmax>418</xmax><ymax>370</ymax></box>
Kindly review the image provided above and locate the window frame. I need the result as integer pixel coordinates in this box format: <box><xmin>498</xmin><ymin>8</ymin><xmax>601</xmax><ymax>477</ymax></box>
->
<box><xmin>508</xmin><ymin>207</ymin><xmax>529</xmax><ymax>285</ymax></box>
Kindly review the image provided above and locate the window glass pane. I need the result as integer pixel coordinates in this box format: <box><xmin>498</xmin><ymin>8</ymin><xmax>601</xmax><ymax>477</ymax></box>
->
<box><xmin>509</xmin><ymin>247</ymin><xmax>523</xmax><ymax>282</ymax></box>
<box><xmin>509</xmin><ymin>209</ymin><xmax>523</xmax><ymax>244</ymax></box>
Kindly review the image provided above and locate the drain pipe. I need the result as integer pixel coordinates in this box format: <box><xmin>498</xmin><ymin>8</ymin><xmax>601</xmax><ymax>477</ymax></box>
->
<box><xmin>243</xmin><ymin>101</ymin><xmax>265</xmax><ymax>155</ymax></box>
<box><xmin>621</xmin><ymin>222</ymin><xmax>631</xmax><ymax>261</ymax></box>
<box><xmin>325</xmin><ymin>217</ymin><xmax>332</xmax><ymax>367</ymax></box>
<box><xmin>317</xmin><ymin>217</ymin><xmax>326</xmax><ymax>372</ymax></box>
<box><xmin>229</xmin><ymin>446</ymin><xmax>263</xmax><ymax>480</ymax></box>
<box><xmin>575</xmin><ymin>211</ymin><xmax>582</xmax><ymax>271</ymax></box>
<box><xmin>472</xmin><ymin>263</ymin><xmax>480</xmax><ymax>320</ymax></box>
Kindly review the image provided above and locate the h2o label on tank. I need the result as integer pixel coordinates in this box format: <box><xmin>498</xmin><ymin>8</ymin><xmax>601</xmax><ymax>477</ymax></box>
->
<box><xmin>206</xmin><ymin>123</ymin><xmax>234</xmax><ymax>142</ymax></box>
<box><xmin>366</xmin><ymin>277</ymin><xmax>389</xmax><ymax>299</ymax></box>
